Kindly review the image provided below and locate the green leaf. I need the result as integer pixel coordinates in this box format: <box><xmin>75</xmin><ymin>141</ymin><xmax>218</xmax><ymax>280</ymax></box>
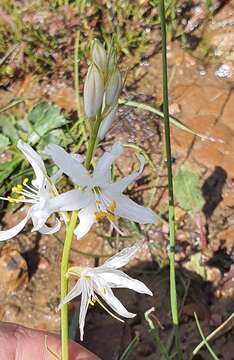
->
<box><xmin>36</xmin><ymin>129</ymin><xmax>72</xmax><ymax>153</ymax></box>
<box><xmin>0</xmin><ymin>154</ymin><xmax>22</xmax><ymax>190</ymax></box>
<box><xmin>0</xmin><ymin>134</ymin><xmax>10</xmax><ymax>149</ymax></box>
<box><xmin>173</xmin><ymin>166</ymin><xmax>205</xmax><ymax>213</ymax></box>
<box><xmin>27</xmin><ymin>102</ymin><xmax>67</xmax><ymax>145</ymax></box>
<box><xmin>0</xmin><ymin>116</ymin><xmax>19</xmax><ymax>142</ymax></box>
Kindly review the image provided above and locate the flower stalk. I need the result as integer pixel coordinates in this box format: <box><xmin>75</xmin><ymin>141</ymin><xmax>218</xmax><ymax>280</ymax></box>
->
<box><xmin>60</xmin><ymin>210</ymin><xmax>78</xmax><ymax>360</ymax></box>
<box><xmin>159</xmin><ymin>0</ymin><xmax>182</xmax><ymax>358</ymax></box>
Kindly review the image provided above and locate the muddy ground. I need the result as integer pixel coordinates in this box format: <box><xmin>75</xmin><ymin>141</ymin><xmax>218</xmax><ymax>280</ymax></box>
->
<box><xmin>0</xmin><ymin>1</ymin><xmax>234</xmax><ymax>359</ymax></box>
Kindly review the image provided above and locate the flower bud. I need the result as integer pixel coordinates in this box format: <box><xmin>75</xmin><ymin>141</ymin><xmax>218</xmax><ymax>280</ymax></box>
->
<box><xmin>91</xmin><ymin>39</ymin><xmax>107</xmax><ymax>73</ymax></box>
<box><xmin>105</xmin><ymin>68</ymin><xmax>122</xmax><ymax>107</ymax></box>
<box><xmin>98</xmin><ymin>105</ymin><xmax>117</xmax><ymax>140</ymax></box>
<box><xmin>84</xmin><ymin>64</ymin><xmax>104</xmax><ymax>119</ymax></box>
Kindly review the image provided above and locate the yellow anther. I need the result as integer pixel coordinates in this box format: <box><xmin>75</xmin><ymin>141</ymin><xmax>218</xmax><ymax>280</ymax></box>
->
<box><xmin>100</xmin><ymin>287</ymin><xmax>107</xmax><ymax>295</ymax></box>
<box><xmin>107</xmin><ymin>213</ymin><xmax>116</xmax><ymax>222</ymax></box>
<box><xmin>23</xmin><ymin>178</ymin><xmax>29</xmax><ymax>186</ymax></box>
<box><xmin>108</xmin><ymin>200</ymin><xmax>116</xmax><ymax>213</ymax></box>
<box><xmin>95</xmin><ymin>210</ymin><xmax>116</xmax><ymax>222</ymax></box>
<box><xmin>95</xmin><ymin>211</ymin><xmax>108</xmax><ymax>220</ymax></box>
<box><xmin>18</xmin><ymin>195</ymin><xmax>25</xmax><ymax>200</ymax></box>
<box><xmin>7</xmin><ymin>196</ymin><xmax>15</xmax><ymax>203</ymax></box>
<box><xmin>12</xmin><ymin>184</ymin><xmax>23</xmax><ymax>194</ymax></box>
<box><xmin>89</xmin><ymin>296</ymin><xmax>96</xmax><ymax>306</ymax></box>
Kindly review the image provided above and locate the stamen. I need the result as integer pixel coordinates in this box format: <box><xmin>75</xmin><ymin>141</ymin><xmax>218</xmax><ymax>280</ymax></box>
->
<box><xmin>100</xmin><ymin>287</ymin><xmax>107</xmax><ymax>295</ymax></box>
<box><xmin>23</xmin><ymin>178</ymin><xmax>29</xmax><ymax>186</ymax></box>
<box><xmin>108</xmin><ymin>200</ymin><xmax>116</xmax><ymax>213</ymax></box>
<box><xmin>95</xmin><ymin>211</ymin><xmax>108</xmax><ymax>220</ymax></box>
<box><xmin>12</xmin><ymin>184</ymin><xmax>23</xmax><ymax>194</ymax></box>
<box><xmin>107</xmin><ymin>213</ymin><xmax>116</xmax><ymax>222</ymax></box>
<box><xmin>89</xmin><ymin>296</ymin><xmax>96</xmax><ymax>306</ymax></box>
<box><xmin>95</xmin><ymin>295</ymin><xmax>124</xmax><ymax>323</ymax></box>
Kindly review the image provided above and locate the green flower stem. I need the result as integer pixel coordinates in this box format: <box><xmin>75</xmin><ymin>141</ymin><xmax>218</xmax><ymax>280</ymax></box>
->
<box><xmin>60</xmin><ymin>210</ymin><xmax>79</xmax><ymax>360</ymax></box>
<box><xmin>84</xmin><ymin>113</ymin><xmax>102</xmax><ymax>169</ymax></box>
<box><xmin>159</xmin><ymin>1</ymin><xmax>182</xmax><ymax>358</ymax></box>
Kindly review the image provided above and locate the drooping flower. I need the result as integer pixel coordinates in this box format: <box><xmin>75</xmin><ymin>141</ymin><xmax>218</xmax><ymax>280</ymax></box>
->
<box><xmin>46</xmin><ymin>143</ymin><xmax>157</xmax><ymax>239</ymax></box>
<box><xmin>0</xmin><ymin>140</ymin><xmax>88</xmax><ymax>240</ymax></box>
<box><xmin>59</xmin><ymin>241</ymin><xmax>153</xmax><ymax>341</ymax></box>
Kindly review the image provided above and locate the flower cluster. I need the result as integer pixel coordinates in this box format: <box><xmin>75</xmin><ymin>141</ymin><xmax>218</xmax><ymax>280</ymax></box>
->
<box><xmin>0</xmin><ymin>40</ymin><xmax>157</xmax><ymax>342</ymax></box>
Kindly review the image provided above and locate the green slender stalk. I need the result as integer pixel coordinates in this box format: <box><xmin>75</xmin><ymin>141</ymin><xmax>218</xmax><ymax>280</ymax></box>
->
<box><xmin>84</xmin><ymin>114</ymin><xmax>102</xmax><ymax>169</ymax></box>
<box><xmin>74</xmin><ymin>31</ymin><xmax>82</xmax><ymax>120</ymax></box>
<box><xmin>119</xmin><ymin>335</ymin><xmax>139</xmax><ymax>360</ymax></box>
<box><xmin>118</xmin><ymin>99</ymin><xmax>218</xmax><ymax>142</ymax></box>
<box><xmin>191</xmin><ymin>312</ymin><xmax>234</xmax><ymax>357</ymax></box>
<box><xmin>145</xmin><ymin>308</ymin><xmax>170</xmax><ymax>360</ymax></box>
<box><xmin>193</xmin><ymin>313</ymin><xmax>219</xmax><ymax>360</ymax></box>
<box><xmin>60</xmin><ymin>211</ymin><xmax>79</xmax><ymax>360</ymax></box>
<box><xmin>159</xmin><ymin>1</ymin><xmax>182</xmax><ymax>358</ymax></box>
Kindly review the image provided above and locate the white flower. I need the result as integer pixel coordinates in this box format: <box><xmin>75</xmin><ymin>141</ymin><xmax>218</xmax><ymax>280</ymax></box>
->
<box><xmin>0</xmin><ymin>140</ymin><xmax>88</xmax><ymax>240</ymax></box>
<box><xmin>59</xmin><ymin>241</ymin><xmax>153</xmax><ymax>341</ymax></box>
<box><xmin>46</xmin><ymin>143</ymin><xmax>157</xmax><ymax>239</ymax></box>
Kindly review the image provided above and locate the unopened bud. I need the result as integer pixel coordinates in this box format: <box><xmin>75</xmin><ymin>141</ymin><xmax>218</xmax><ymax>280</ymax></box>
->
<box><xmin>98</xmin><ymin>105</ymin><xmax>118</xmax><ymax>140</ymax></box>
<box><xmin>105</xmin><ymin>68</ymin><xmax>122</xmax><ymax>107</ymax></box>
<box><xmin>84</xmin><ymin>64</ymin><xmax>104</xmax><ymax>119</ymax></box>
<box><xmin>92</xmin><ymin>39</ymin><xmax>107</xmax><ymax>73</ymax></box>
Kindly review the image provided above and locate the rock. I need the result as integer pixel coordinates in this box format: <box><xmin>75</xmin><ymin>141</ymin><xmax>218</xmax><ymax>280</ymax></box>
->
<box><xmin>2</xmin><ymin>303</ymin><xmax>21</xmax><ymax>322</ymax></box>
<box><xmin>37</xmin><ymin>255</ymin><xmax>50</xmax><ymax>270</ymax></box>
<box><xmin>0</xmin><ymin>246</ymin><xmax>28</xmax><ymax>298</ymax></box>
<box><xmin>217</xmin><ymin>225</ymin><xmax>234</xmax><ymax>253</ymax></box>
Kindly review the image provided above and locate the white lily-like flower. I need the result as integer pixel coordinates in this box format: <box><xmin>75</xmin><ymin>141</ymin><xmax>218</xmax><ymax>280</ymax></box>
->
<box><xmin>46</xmin><ymin>143</ymin><xmax>157</xmax><ymax>239</ymax></box>
<box><xmin>0</xmin><ymin>140</ymin><xmax>89</xmax><ymax>240</ymax></box>
<box><xmin>59</xmin><ymin>241</ymin><xmax>153</xmax><ymax>341</ymax></box>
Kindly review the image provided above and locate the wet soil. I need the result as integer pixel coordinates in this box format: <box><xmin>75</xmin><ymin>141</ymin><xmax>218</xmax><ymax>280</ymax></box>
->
<box><xmin>0</xmin><ymin>1</ymin><xmax>234</xmax><ymax>359</ymax></box>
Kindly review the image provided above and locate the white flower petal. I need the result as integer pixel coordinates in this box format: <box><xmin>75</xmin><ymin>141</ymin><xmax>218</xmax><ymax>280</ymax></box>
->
<box><xmin>38</xmin><ymin>220</ymin><xmax>61</xmax><ymax>235</ymax></box>
<box><xmin>45</xmin><ymin>144</ymin><xmax>90</xmax><ymax>186</ymax></box>
<box><xmin>30</xmin><ymin>205</ymin><xmax>50</xmax><ymax>231</ymax></box>
<box><xmin>46</xmin><ymin>190</ymin><xmax>91</xmax><ymax>213</ymax></box>
<box><xmin>106</xmin><ymin>154</ymin><xmax>145</xmax><ymax>194</ymax></box>
<box><xmin>0</xmin><ymin>211</ymin><xmax>30</xmax><ymax>241</ymax></box>
<box><xmin>79</xmin><ymin>280</ymin><xmax>90</xmax><ymax>341</ymax></box>
<box><xmin>114</xmin><ymin>194</ymin><xmax>157</xmax><ymax>224</ymax></box>
<box><xmin>50</xmin><ymin>169</ymin><xmax>63</xmax><ymax>183</ymax></box>
<box><xmin>98</xmin><ymin>270</ymin><xmax>152</xmax><ymax>296</ymax></box>
<box><xmin>93</xmin><ymin>143</ymin><xmax>123</xmax><ymax>185</ymax></box>
<box><xmin>59</xmin><ymin>279</ymin><xmax>83</xmax><ymax>307</ymax></box>
<box><xmin>97</xmin><ymin>286</ymin><xmax>135</xmax><ymax>318</ymax></box>
<box><xmin>17</xmin><ymin>140</ymin><xmax>46</xmax><ymax>189</ymax></box>
<box><xmin>74</xmin><ymin>198</ymin><xmax>96</xmax><ymax>239</ymax></box>
<box><xmin>102</xmin><ymin>241</ymin><xmax>144</xmax><ymax>269</ymax></box>
<box><xmin>98</xmin><ymin>105</ymin><xmax>118</xmax><ymax>140</ymax></box>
